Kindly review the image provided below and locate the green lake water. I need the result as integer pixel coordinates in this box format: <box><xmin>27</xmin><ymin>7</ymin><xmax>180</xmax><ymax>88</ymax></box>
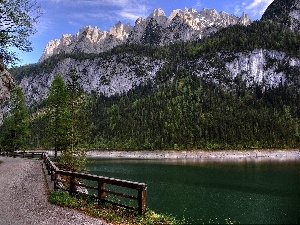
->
<box><xmin>87</xmin><ymin>158</ymin><xmax>300</xmax><ymax>224</ymax></box>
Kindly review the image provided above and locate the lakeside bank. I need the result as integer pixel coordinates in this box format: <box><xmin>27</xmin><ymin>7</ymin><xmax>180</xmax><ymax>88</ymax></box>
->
<box><xmin>45</xmin><ymin>149</ymin><xmax>300</xmax><ymax>162</ymax></box>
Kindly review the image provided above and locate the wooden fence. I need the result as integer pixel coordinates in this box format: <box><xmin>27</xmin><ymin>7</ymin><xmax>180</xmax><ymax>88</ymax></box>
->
<box><xmin>1</xmin><ymin>151</ymin><xmax>147</xmax><ymax>214</ymax></box>
<box><xmin>42</xmin><ymin>153</ymin><xmax>147</xmax><ymax>214</ymax></box>
<box><xmin>0</xmin><ymin>151</ymin><xmax>44</xmax><ymax>158</ymax></box>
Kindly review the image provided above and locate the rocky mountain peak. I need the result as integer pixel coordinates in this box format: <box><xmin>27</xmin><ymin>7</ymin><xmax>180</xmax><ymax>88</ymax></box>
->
<box><xmin>78</xmin><ymin>25</ymin><xmax>102</xmax><ymax>42</ymax></box>
<box><xmin>39</xmin><ymin>7</ymin><xmax>252</xmax><ymax>62</ymax></box>
<box><xmin>147</xmin><ymin>8</ymin><xmax>168</xmax><ymax>27</ymax></box>
<box><xmin>110</xmin><ymin>22</ymin><xmax>132</xmax><ymax>41</ymax></box>
<box><xmin>135</xmin><ymin>17</ymin><xmax>146</xmax><ymax>26</ymax></box>
<box><xmin>239</xmin><ymin>12</ymin><xmax>251</xmax><ymax>25</ymax></box>
<box><xmin>151</xmin><ymin>8</ymin><xmax>166</xmax><ymax>18</ymax></box>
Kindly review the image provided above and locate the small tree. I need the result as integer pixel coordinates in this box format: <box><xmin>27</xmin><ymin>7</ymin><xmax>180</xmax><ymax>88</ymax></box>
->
<box><xmin>0</xmin><ymin>87</ymin><xmax>29</xmax><ymax>151</ymax></box>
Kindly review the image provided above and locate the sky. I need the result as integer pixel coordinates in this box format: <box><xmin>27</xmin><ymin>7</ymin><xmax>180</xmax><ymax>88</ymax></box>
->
<box><xmin>15</xmin><ymin>0</ymin><xmax>274</xmax><ymax>66</ymax></box>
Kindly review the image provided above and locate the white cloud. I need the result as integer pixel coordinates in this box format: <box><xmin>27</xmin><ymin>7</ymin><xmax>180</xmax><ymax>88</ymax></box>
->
<box><xmin>195</xmin><ymin>0</ymin><xmax>203</xmax><ymax>9</ymax></box>
<box><xmin>246</xmin><ymin>0</ymin><xmax>272</xmax><ymax>9</ymax></box>
<box><xmin>117</xmin><ymin>11</ymin><xmax>141</xmax><ymax>21</ymax></box>
<box><xmin>234</xmin><ymin>5</ymin><xmax>241</xmax><ymax>15</ymax></box>
<box><xmin>34</xmin><ymin>0</ymin><xmax>151</xmax><ymax>37</ymax></box>
<box><xmin>244</xmin><ymin>0</ymin><xmax>273</xmax><ymax>18</ymax></box>
<box><xmin>115</xmin><ymin>3</ymin><xmax>149</xmax><ymax>20</ymax></box>
<box><xmin>45</xmin><ymin>0</ymin><xmax>149</xmax><ymax>24</ymax></box>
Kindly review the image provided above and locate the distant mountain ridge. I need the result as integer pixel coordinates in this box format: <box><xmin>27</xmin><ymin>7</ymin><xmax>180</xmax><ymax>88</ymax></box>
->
<box><xmin>39</xmin><ymin>8</ymin><xmax>251</xmax><ymax>62</ymax></box>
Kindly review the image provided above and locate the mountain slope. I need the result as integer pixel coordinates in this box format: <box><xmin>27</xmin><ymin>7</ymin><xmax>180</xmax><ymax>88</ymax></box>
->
<box><xmin>262</xmin><ymin>0</ymin><xmax>300</xmax><ymax>33</ymax></box>
<box><xmin>11</xmin><ymin>19</ymin><xmax>300</xmax><ymax>107</ymax></box>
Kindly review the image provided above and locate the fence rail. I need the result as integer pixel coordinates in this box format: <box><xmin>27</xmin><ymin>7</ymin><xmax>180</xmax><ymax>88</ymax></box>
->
<box><xmin>0</xmin><ymin>151</ymin><xmax>44</xmax><ymax>158</ymax></box>
<box><xmin>42</xmin><ymin>153</ymin><xmax>147</xmax><ymax>214</ymax></box>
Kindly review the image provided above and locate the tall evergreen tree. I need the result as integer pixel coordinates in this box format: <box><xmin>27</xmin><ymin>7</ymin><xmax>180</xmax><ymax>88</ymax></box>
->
<box><xmin>46</xmin><ymin>71</ymin><xmax>89</xmax><ymax>171</ymax></box>
<box><xmin>60</xmin><ymin>69</ymin><xmax>88</xmax><ymax>172</ymax></box>
<box><xmin>46</xmin><ymin>74</ymin><xmax>70</xmax><ymax>158</ymax></box>
<box><xmin>0</xmin><ymin>87</ymin><xmax>29</xmax><ymax>151</ymax></box>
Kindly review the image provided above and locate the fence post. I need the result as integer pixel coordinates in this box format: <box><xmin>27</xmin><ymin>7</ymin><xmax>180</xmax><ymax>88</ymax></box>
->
<box><xmin>138</xmin><ymin>185</ymin><xmax>147</xmax><ymax>215</ymax></box>
<box><xmin>50</xmin><ymin>168</ymin><xmax>55</xmax><ymax>181</ymax></box>
<box><xmin>54</xmin><ymin>172</ymin><xmax>58</xmax><ymax>190</ymax></box>
<box><xmin>98</xmin><ymin>181</ymin><xmax>106</xmax><ymax>204</ymax></box>
<box><xmin>69</xmin><ymin>175</ymin><xmax>76</xmax><ymax>194</ymax></box>
<box><xmin>47</xmin><ymin>163</ymin><xmax>51</xmax><ymax>175</ymax></box>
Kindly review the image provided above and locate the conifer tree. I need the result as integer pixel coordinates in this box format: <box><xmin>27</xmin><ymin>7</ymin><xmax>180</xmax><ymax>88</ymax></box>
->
<box><xmin>46</xmin><ymin>74</ymin><xmax>70</xmax><ymax>158</ymax></box>
<box><xmin>0</xmin><ymin>87</ymin><xmax>29</xmax><ymax>151</ymax></box>
<box><xmin>54</xmin><ymin>69</ymin><xmax>88</xmax><ymax>172</ymax></box>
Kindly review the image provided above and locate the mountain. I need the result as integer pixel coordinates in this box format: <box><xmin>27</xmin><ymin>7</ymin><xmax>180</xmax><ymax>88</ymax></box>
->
<box><xmin>11</xmin><ymin>20</ymin><xmax>300</xmax><ymax>107</ymax></box>
<box><xmin>3</xmin><ymin>1</ymin><xmax>300</xmax><ymax>150</ymax></box>
<box><xmin>261</xmin><ymin>0</ymin><xmax>300</xmax><ymax>33</ymax></box>
<box><xmin>39</xmin><ymin>8</ymin><xmax>251</xmax><ymax>62</ymax></box>
<box><xmin>12</xmin><ymin>7</ymin><xmax>253</xmax><ymax>107</ymax></box>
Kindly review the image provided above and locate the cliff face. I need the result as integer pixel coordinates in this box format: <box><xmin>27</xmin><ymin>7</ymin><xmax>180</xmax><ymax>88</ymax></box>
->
<box><xmin>0</xmin><ymin>64</ymin><xmax>14</xmax><ymax>124</ymax></box>
<box><xmin>19</xmin><ymin>49</ymin><xmax>300</xmax><ymax>107</ymax></box>
<box><xmin>0</xmin><ymin>65</ymin><xmax>14</xmax><ymax>105</ymax></box>
<box><xmin>39</xmin><ymin>8</ymin><xmax>251</xmax><ymax>62</ymax></box>
<box><xmin>20</xmin><ymin>55</ymin><xmax>164</xmax><ymax>105</ymax></box>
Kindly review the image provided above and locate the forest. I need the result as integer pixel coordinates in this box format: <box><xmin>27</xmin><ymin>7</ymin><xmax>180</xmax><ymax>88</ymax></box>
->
<box><xmin>2</xmin><ymin>19</ymin><xmax>300</xmax><ymax>151</ymax></box>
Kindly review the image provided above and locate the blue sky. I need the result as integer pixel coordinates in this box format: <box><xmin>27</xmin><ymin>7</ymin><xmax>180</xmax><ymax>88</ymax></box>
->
<box><xmin>15</xmin><ymin>0</ymin><xmax>274</xmax><ymax>66</ymax></box>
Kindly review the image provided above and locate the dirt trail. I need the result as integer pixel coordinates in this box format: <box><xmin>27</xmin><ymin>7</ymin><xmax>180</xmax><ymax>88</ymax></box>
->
<box><xmin>0</xmin><ymin>156</ymin><xmax>106</xmax><ymax>225</ymax></box>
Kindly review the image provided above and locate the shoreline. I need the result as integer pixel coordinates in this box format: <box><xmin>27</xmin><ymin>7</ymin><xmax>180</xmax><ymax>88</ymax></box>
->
<box><xmin>45</xmin><ymin>149</ymin><xmax>300</xmax><ymax>162</ymax></box>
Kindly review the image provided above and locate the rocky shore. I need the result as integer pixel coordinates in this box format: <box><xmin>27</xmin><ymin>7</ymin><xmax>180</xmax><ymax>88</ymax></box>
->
<box><xmin>45</xmin><ymin>149</ymin><xmax>300</xmax><ymax>162</ymax></box>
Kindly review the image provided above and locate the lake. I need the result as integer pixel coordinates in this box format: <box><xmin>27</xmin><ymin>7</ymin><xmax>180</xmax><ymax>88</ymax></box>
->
<box><xmin>87</xmin><ymin>157</ymin><xmax>300</xmax><ymax>224</ymax></box>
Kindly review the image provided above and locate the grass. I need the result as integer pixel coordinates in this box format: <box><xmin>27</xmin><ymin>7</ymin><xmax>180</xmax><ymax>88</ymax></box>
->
<box><xmin>0</xmin><ymin>160</ymin><xmax>2</xmax><ymax>164</ymax></box>
<box><xmin>48</xmin><ymin>191</ymin><xmax>239</xmax><ymax>225</ymax></box>
<box><xmin>48</xmin><ymin>190</ymin><xmax>181</xmax><ymax>225</ymax></box>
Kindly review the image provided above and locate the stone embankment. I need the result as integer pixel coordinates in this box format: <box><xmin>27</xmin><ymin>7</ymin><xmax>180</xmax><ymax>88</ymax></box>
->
<box><xmin>86</xmin><ymin>149</ymin><xmax>300</xmax><ymax>161</ymax></box>
<box><xmin>43</xmin><ymin>149</ymin><xmax>300</xmax><ymax>162</ymax></box>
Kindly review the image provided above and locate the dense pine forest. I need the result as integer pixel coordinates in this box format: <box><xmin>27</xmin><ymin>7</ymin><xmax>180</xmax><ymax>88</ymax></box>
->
<box><xmin>2</xmin><ymin>20</ymin><xmax>300</xmax><ymax>151</ymax></box>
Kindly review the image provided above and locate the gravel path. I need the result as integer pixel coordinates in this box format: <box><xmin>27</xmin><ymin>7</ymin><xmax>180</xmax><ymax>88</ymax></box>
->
<box><xmin>0</xmin><ymin>156</ymin><xmax>107</xmax><ymax>225</ymax></box>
